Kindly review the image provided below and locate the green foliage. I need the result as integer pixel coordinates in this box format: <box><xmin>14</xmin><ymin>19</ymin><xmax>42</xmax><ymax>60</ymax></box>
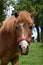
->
<box><xmin>0</xmin><ymin>0</ymin><xmax>6</xmax><ymax>22</ymax></box>
<box><xmin>14</xmin><ymin>0</ymin><xmax>34</xmax><ymax>12</ymax></box>
<box><xmin>7</xmin><ymin>0</ymin><xmax>15</xmax><ymax>6</ymax></box>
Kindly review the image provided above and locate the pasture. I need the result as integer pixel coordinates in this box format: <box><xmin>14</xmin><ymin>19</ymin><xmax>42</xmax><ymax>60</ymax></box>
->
<box><xmin>8</xmin><ymin>42</ymin><xmax>43</xmax><ymax>65</ymax></box>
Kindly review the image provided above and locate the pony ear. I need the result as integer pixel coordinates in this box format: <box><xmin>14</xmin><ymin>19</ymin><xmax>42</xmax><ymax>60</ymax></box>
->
<box><xmin>14</xmin><ymin>12</ymin><xmax>19</xmax><ymax>18</ymax></box>
<box><xmin>12</xmin><ymin>11</ymin><xmax>19</xmax><ymax>18</ymax></box>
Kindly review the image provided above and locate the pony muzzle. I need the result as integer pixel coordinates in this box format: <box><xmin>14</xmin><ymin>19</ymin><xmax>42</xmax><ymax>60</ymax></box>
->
<box><xmin>17</xmin><ymin>38</ymin><xmax>29</xmax><ymax>55</ymax></box>
<box><xmin>18</xmin><ymin>43</ymin><xmax>29</xmax><ymax>55</ymax></box>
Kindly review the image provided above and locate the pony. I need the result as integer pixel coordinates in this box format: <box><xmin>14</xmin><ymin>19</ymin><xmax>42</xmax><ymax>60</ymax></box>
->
<box><xmin>0</xmin><ymin>11</ymin><xmax>34</xmax><ymax>65</ymax></box>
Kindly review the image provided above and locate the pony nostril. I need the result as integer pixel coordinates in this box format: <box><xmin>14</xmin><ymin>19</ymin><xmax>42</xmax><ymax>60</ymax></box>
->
<box><xmin>18</xmin><ymin>45</ymin><xmax>22</xmax><ymax>52</ymax></box>
<box><xmin>26</xmin><ymin>46</ymin><xmax>29</xmax><ymax>54</ymax></box>
<box><xmin>26</xmin><ymin>46</ymin><xmax>29</xmax><ymax>50</ymax></box>
<box><xmin>18</xmin><ymin>45</ymin><xmax>21</xmax><ymax>49</ymax></box>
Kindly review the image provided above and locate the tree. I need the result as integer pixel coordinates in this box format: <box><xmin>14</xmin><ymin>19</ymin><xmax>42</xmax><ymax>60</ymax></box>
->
<box><xmin>41</xmin><ymin>8</ymin><xmax>43</xmax><ymax>43</ymax></box>
<box><xmin>0</xmin><ymin>0</ymin><xmax>6</xmax><ymax>22</ymax></box>
<box><xmin>32</xmin><ymin>0</ymin><xmax>43</xmax><ymax>42</ymax></box>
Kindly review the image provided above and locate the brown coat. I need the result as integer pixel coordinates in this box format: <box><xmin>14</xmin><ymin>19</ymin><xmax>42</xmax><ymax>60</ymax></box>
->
<box><xmin>0</xmin><ymin>11</ymin><xmax>34</xmax><ymax>65</ymax></box>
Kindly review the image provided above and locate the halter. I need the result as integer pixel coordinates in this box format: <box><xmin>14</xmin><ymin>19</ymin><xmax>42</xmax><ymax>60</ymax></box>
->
<box><xmin>17</xmin><ymin>38</ymin><xmax>31</xmax><ymax>45</ymax></box>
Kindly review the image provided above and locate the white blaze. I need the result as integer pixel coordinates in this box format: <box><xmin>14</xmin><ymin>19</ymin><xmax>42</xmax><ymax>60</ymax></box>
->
<box><xmin>20</xmin><ymin>23</ymin><xmax>26</xmax><ymax>38</ymax></box>
<box><xmin>19</xmin><ymin>23</ymin><xmax>28</xmax><ymax>48</ymax></box>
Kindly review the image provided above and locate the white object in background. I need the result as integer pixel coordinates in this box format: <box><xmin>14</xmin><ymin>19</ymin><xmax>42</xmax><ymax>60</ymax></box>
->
<box><xmin>6</xmin><ymin>5</ymin><xmax>14</xmax><ymax>18</ymax></box>
<box><xmin>32</xmin><ymin>27</ymin><xmax>37</xmax><ymax>42</ymax></box>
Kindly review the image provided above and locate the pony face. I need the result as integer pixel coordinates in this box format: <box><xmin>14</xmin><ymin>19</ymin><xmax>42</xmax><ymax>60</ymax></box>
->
<box><xmin>15</xmin><ymin>21</ymin><xmax>33</xmax><ymax>55</ymax></box>
<box><xmin>14</xmin><ymin>11</ymin><xmax>35</xmax><ymax>55</ymax></box>
<box><xmin>14</xmin><ymin>11</ymin><xmax>34</xmax><ymax>55</ymax></box>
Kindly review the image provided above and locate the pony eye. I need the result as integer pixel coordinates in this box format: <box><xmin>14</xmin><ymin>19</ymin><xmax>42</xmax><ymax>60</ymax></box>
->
<box><xmin>16</xmin><ymin>25</ymin><xmax>19</xmax><ymax>29</ymax></box>
<box><xmin>29</xmin><ymin>26</ymin><xmax>32</xmax><ymax>30</ymax></box>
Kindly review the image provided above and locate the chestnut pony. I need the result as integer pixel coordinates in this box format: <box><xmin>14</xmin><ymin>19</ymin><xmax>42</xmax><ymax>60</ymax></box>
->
<box><xmin>0</xmin><ymin>11</ymin><xmax>34</xmax><ymax>65</ymax></box>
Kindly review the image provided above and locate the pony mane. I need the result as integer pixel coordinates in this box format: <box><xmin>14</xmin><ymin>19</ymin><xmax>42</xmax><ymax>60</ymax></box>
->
<box><xmin>16</xmin><ymin>11</ymin><xmax>32</xmax><ymax>24</ymax></box>
<box><xmin>0</xmin><ymin>16</ymin><xmax>16</xmax><ymax>32</ymax></box>
<box><xmin>16</xmin><ymin>11</ymin><xmax>34</xmax><ymax>28</ymax></box>
<box><xmin>0</xmin><ymin>11</ymin><xmax>34</xmax><ymax>32</ymax></box>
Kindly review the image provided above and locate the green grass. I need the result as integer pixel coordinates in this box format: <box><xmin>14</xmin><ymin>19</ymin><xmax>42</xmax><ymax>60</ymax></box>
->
<box><xmin>8</xmin><ymin>42</ymin><xmax>43</xmax><ymax>65</ymax></box>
